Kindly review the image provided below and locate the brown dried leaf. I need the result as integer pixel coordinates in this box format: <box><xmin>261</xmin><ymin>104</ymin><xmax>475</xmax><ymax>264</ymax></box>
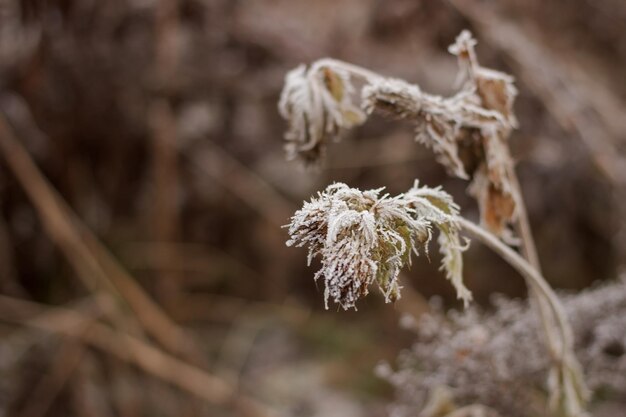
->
<box><xmin>469</xmin><ymin>166</ymin><xmax>516</xmax><ymax>236</ymax></box>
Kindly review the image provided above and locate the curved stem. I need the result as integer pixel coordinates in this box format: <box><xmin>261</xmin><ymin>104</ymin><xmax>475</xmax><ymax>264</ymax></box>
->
<box><xmin>458</xmin><ymin>218</ymin><xmax>588</xmax><ymax>414</ymax></box>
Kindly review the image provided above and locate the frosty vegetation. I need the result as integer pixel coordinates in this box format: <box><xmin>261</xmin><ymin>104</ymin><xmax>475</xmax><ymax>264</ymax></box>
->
<box><xmin>285</xmin><ymin>182</ymin><xmax>470</xmax><ymax>310</ymax></box>
<box><xmin>279</xmin><ymin>30</ymin><xmax>594</xmax><ymax>417</ymax></box>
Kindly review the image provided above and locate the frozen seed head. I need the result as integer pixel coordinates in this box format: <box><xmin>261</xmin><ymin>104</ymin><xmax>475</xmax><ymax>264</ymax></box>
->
<box><xmin>286</xmin><ymin>182</ymin><xmax>471</xmax><ymax>310</ymax></box>
<box><xmin>278</xmin><ymin>63</ymin><xmax>366</xmax><ymax>164</ymax></box>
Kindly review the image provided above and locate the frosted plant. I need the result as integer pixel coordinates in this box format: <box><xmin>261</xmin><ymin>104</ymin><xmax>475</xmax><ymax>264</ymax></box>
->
<box><xmin>403</xmin><ymin>183</ymin><xmax>471</xmax><ymax>305</ymax></box>
<box><xmin>278</xmin><ymin>31</ymin><xmax>521</xmax><ymax>241</ymax></box>
<box><xmin>378</xmin><ymin>278</ymin><xmax>626</xmax><ymax>417</ymax></box>
<box><xmin>279</xmin><ymin>29</ymin><xmax>589</xmax><ymax>417</ymax></box>
<box><xmin>286</xmin><ymin>182</ymin><xmax>470</xmax><ymax>310</ymax></box>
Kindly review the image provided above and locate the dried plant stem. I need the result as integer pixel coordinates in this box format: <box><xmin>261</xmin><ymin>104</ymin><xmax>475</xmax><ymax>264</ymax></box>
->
<box><xmin>506</xmin><ymin>173</ymin><xmax>576</xmax><ymax>414</ymax></box>
<box><xmin>458</xmin><ymin>218</ymin><xmax>588</xmax><ymax>415</ymax></box>
<box><xmin>509</xmin><ymin>174</ymin><xmax>540</xmax><ymax>271</ymax></box>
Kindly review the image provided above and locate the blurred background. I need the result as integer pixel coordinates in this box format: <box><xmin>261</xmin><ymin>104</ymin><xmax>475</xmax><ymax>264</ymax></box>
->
<box><xmin>0</xmin><ymin>0</ymin><xmax>625</xmax><ymax>416</ymax></box>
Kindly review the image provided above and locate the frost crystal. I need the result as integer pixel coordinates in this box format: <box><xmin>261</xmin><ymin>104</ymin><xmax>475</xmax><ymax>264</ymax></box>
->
<box><xmin>286</xmin><ymin>182</ymin><xmax>471</xmax><ymax>310</ymax></box>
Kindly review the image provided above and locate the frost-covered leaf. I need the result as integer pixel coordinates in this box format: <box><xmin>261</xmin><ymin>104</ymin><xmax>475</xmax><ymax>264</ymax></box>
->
<box><xmin>278</xmin><ymin>64</ymin><xmax>366</xmax><ymax>164</ymax></box>
<box><xmin>405</xmin><ymin>181</ymin><xmax>471</xmax><ymax>307</ymax></box>
<box><xmin>286</xmin><ymin>182</ymin><xmax>471</xmax><ymax>310</ymax></box>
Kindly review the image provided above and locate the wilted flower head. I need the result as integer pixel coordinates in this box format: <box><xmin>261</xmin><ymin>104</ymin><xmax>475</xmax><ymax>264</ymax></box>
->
<box><xmin>278</xmin><ymin>63</ymin><xmax>366</xmax><ymax>164</ymax></box>
<box><xmin>286</xmin><ymin>182</ymin><xmax>471</xmax><ymax>310</ymax></box>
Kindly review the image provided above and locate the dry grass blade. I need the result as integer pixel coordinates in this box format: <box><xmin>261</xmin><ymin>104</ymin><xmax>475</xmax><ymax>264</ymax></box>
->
<box><xmin>0</xmin><ymin>295</ymin><xmax>275</xmax><ymax>417</ymax></box>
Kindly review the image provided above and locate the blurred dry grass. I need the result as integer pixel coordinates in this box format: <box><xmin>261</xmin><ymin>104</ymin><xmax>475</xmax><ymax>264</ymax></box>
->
<box><xmin>0</xmin><ymin>1</ymin><xmax>625</xmax><ymax>416</ymax></box>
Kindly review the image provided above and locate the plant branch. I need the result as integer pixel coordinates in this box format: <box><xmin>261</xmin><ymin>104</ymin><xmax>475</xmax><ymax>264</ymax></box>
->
<box><xmin>509</xmin><ymin>173</ymin><xmax>541</xmax><ymax>272</ymax></box>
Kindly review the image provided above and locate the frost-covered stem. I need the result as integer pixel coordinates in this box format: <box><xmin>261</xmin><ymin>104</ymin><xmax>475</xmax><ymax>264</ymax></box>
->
<box><xmin>458</xmin><ymin>217</ymin><xmax>588</xmax><ymax>415</ymax></box>
<box><xmin>310</xmin><ymin>58</ymin><xmax>384</xmax><ymax>85</ymax></box>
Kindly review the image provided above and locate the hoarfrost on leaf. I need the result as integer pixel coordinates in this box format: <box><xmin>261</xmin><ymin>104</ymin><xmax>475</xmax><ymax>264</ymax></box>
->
<box><xmin>286</xmin><ymin>182</ymin><xmax>471</xmax><ymax>310</ymax></box>
<box><xmin>278</xmin><ymin>63</ymin><xmax>366</xmax><ymax>164</ymax></box>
